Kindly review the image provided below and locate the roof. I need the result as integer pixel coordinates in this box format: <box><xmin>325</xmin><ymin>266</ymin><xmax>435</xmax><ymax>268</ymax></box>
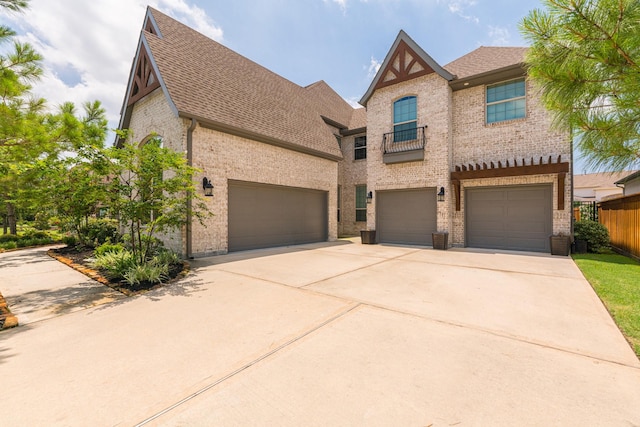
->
<box><xmin>120</xmin><ymin>7</ymin><xmax>362</xmax><ymax>161</ymax></box>
<box><xmin>615</xmin><ymin>170</ymin><xmax>640</xmax><ymax>185</ymax></box>
<box><xmin>444</xmin><ymin>46</ymin><xmax>527</xmax><ymax>80</ymax></box>
<box><xmin>574</xmin><ymin>171</ymin><xmax>638</xmax><ymax>189</ymax></box>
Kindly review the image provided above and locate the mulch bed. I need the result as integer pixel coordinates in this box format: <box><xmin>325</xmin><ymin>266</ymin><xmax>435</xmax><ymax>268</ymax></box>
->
<box><xmin>49</xmin><ymin>246</ymin><xmax>189</xmax><ymax>296</ymax></box>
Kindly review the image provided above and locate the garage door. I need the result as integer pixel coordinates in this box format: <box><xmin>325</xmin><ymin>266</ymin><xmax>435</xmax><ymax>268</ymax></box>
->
<box><xmin>228</xmin><ymin>181</ymin><xmax>328</xmax><ymax>252</ymax></box>
<box><xmin>466</xmin><ymin>185</ymin><xmax>552</xmax><ymax>252</ymax></box>
<box><xmin>377</xmin><ymin>188</ymin><xmax>437</xmax><ymax>245</ymax></box>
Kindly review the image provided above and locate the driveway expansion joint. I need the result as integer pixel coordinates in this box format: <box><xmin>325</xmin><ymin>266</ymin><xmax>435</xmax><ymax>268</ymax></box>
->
<box><xmin>134</xmin><ymin>303</ymin><xmax>362</xmax><ymax>426</ymax></box>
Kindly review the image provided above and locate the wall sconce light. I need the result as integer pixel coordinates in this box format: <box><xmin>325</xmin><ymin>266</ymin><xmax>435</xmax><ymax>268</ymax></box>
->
<box><xmin>437</xmin><ymin>187</ymin><xmax>445</xmax><ymax>202</ymax></box>
<box><xmin>202</xmin><ymin>177</ymin><xmax>214</xmax><ymax>197</ymax></box>
<box><xmin>366</xmin><ymin>191</ymin><xmax>373</xmax><ymax>204</ymax></box>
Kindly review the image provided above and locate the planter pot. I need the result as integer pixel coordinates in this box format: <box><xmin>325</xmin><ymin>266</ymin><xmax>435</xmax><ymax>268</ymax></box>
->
<box><xmin>360</xmin><ymin>230</ymin><xmax>376</xmax><ymax>245</ymax></box>
<box><xmin>573</xmin><ymin>239</ymin><xmax>588</xmax><ymax>254</ymax></box>
<box><xmin>432</xmin><ymin>232</ymin><xmax>449</xmax><ymax>250</ymax></box>
<box><xmin>550</xmin><ymin>235</ymin><xmax>570</xmax><ymax>256</ymax></box>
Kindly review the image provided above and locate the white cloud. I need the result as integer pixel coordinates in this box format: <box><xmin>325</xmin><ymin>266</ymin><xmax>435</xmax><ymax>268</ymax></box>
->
<box><xmin>324</xmin><ymin>0</ymin><xmax>348</xmax><ymax>13</ymax></box>
<box><xmin>2</xmin><ymin>0</ymin><xmax>223</xmax><ymax>137</ymax></box>
<box><xmin>440</xmin><ymin>0</ymin><xmax>479</xmax><ymax>24</ymax></box>
<box><xmin>366</xmin><ymin>56</ymin><xmax>382</xmax><ymax>80</ymax></box>
<box><xmin>487</xmin><ymin>25</ymin><xmax>511</xmax><ymax>46</ymax></box>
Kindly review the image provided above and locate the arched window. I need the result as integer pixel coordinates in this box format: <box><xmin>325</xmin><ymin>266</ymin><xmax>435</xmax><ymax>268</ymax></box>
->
<box><xmin>393</xmin><ymin>96</ymin><xmax>417</xmax><ymax>141</ymax></box>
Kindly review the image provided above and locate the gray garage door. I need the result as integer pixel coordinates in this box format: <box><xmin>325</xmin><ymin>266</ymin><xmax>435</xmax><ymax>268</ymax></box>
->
<box><xmin>228</xmin><ymin>181</ymin><xmax>328</xmax><ymax>252</ymax></box>
<box><xmin>377</xmin><ymin>188</ymin><xmax>438</xmax><ymax>245</ymax></box>
<box><xmin>466</xmin><ymin>185</ymin><xmax>552</xmax><ymax>252</ymax></box>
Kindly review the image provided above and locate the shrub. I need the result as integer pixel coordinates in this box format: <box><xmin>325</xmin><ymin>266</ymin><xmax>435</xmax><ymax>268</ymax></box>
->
<box><xmin>91</xmin><ymin>250</ymin><xmax>136</xmax><ymax>280</ymax></box>
<box><xmin>153</xmin><ymin>249</ymin><xmax>181</xmax><ymax>266</ymax></box>
<box><xmin>62</xmin><ymin>235</ymin><xmax>77</xmax><ymax>247</ymax></box>
<box><xmin>79</xmin><ymin>219</ymin><xmax>119</xmax><ymax>247</ymax></box>
<box><xmin>23</xmin><ymin>230</ymin><xmax>50</xmax><ymax>240</ymax></box>
<box><xmin>94</xmin><ymin>242</ymin><xmax>125</xmax><ymax>257</ymax></box>
<box><xmin>34</xmin><ymin>212</ymin><xmax>50</xmax><ymax>230</ymax></box>
<box><xmin>0</xmin><ymin>241</ymin><xmax>17</xmax><ymax>250</ymax></box>
<box><xmin>123</xmin><ymin>263</ymin><xmax>168</xmax><ymax>286</ymax></box>
<box><xmin>0</xmin><ymin>234</ymin><xmax>19</xmax><ymax>243</ymax></box>
<box><xmin>574</xmin><ymin>220</ymin><xmax>610</xmax><ymax>253</ymax></box>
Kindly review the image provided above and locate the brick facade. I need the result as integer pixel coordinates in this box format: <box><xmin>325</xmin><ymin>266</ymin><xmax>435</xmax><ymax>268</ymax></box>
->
<box><xmin>338</xmin><ymin>133</ymin><xmax>367</xmax><ymax>236</ymax></box>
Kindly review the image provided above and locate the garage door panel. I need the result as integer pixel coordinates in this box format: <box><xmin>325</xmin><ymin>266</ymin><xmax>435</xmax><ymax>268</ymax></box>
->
<box><xmin>377</xmin><ymin>188</ymin><xmax>437</xmax><ymax>246</ymax></box>
<box><xmin>466</xmin><ymin>185</ymin><xmax>552</xmax><ymax>252</ymax></box>
<box><xmin>228</xmin><ymin>181</ymin><xmax>328</xmax><ymax>252</ymax></box>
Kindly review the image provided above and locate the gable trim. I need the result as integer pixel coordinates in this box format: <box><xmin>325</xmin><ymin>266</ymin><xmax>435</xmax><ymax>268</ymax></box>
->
<box><xmin>117</xmin><ymin>34</ymin><xmax>179</xmax><ymax>143</ymax></box>
<box><xmin>360</xmin><ymin>30</ymin><xmax>455</xmax><ymax>107</ymax></box>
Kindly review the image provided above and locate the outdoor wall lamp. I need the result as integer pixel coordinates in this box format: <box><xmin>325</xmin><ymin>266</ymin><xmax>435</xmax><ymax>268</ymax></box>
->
<box><xmin>366</xmin><ymin>191</ymin><xmax>373</xmax><ymax>204</ymax></box>
<box><xmin>437</xmin><ymin>187</ymin><xmax>445</xmax><ymax>202</ymax></box>
<box><xmin>202</xmin><ymin>177</ymin><xmax>214</xmax><ymax>197</ymax></box>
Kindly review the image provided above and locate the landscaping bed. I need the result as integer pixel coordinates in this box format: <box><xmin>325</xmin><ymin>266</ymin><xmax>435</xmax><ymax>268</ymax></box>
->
<box><xmin>50</xmin><ymin>245</ymin><xmax>189</xmax><ymax>295</ymax></box>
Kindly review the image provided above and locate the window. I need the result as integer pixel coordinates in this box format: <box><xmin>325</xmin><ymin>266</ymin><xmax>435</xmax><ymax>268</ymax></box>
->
<box><xmin>354</xmin><ymin>136</ymin><xmax>366</xmax><ymax>160</ymax></box>
<box><xmin>486</xmin><ymin>78</ymin><xmax>526</xmax><ymax>124</ymax></box>
<box><xmin>355</xmin><ymin>185</ymin><xmax>367</xmax><ymax>222</ymax></box>
<box><xmin>393</xmin><ymin>96</ymin><xmax>417</xmax><ymax>141</ymax></box>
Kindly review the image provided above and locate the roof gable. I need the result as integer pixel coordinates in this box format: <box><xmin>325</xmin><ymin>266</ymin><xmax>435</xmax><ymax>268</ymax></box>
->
<box><xmin>360</xmin><ymin>30</ymin><xmax>454</xmax><ymax>107</ymax></box>
<box><xmin>120</xmin><ymin>7</ymin><xmax>352</xmax><ymax>161</ymax></box>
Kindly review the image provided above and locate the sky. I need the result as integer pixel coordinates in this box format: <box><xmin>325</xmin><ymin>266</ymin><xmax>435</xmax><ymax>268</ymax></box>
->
<box><xmin>0</xmin><ymin>0</ymin><xmax>598</xmax><ymax>173</ymax></box>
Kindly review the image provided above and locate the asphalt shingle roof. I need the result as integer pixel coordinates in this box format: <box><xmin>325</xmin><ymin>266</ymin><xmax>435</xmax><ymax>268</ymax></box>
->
<box><xmin>145</xmin><ymin>7</ymin><xmax>353</xmax><ymax>160</ymax></box>
<box><xmin>444</xmin><ymin>46</ymin><xmax>528</xmax><ymax>79</ymax></box>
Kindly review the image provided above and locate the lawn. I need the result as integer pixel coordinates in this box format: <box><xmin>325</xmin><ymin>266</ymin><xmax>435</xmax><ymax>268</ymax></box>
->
<box><xmin>573</xmin><ymin>252</ymin><xmax>640</xmax><ymax>358</ymax></box>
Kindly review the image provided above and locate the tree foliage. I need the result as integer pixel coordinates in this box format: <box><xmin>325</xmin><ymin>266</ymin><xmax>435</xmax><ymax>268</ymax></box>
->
<box><xmin>107</xmin><ymin>133</ymin><xmax>210</xmax><ymax>263</ymax></box>
<box><xmin>520</xmin><ymin>0</ymin><xmax>640</xmax><ymax>170</ymax></box>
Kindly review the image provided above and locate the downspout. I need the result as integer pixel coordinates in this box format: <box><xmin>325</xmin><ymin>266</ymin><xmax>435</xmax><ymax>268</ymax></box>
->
<box><xmin>186</xmin><ymin>118</ymin><xmax>197</xmax><ymax>259</ymax></box>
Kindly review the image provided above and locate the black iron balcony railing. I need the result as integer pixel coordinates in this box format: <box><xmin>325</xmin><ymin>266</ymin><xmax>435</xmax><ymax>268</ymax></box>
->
<box><xmin>382</xmin><ymin>125</ymin><xmax>427</xmax><ymax>154</ymax></box>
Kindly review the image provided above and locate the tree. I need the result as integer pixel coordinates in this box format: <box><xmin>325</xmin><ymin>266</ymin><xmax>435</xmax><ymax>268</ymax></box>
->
<box><xmin>107</xmin><ymin>133</ymin><xmax>210</xmax><ymax>263</ymax></box>
<box><xmin>520</xmin><ymin>0</ymin><xmax>640</xmax><ymax>171</ymax></box>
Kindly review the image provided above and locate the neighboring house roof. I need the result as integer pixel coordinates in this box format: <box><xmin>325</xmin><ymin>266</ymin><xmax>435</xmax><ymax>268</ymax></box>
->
<box><xmin>120</xmin><ymin>7</ymin><xmax>358</xmax><ymax>161</ymax></box>
<box><xmin>615</xmin><ymin>170</ymin><xmax>640</xmax><ymax>185</ymax></box>
<box><xmin>574</xmin><ymin>171</ymin><xmax>636</xmax><ymax>189</ymax></box>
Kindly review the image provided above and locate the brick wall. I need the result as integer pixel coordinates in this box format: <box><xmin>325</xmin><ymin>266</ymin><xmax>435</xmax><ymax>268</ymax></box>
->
<box><xmin>338</xmin><ymin>133</ymin><xmax>368</xmax><ymax>236</ymax></box>
<box><xmin>190</xmin><ymin>125</ymin><xmax>338</xmax><ymax>256</ymax></box>
<box><xmin>365</xmin><ymin>73</ymin><xmax>453</xmax><ymax>233</ymax></box>
<box><xmin>451</xmin><ymin>78</ymin><xmax>572</xmax><ymax>245</ymax></box>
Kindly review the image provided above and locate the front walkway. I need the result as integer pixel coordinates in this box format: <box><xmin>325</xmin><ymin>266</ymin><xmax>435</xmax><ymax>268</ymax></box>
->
<box><xmin>1</xmin><ymin>240</ymin><xmax>639</xmax><ymax>426</ymax></box>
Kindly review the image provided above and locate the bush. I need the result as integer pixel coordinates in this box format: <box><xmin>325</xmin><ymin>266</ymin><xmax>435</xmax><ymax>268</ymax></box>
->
<box><xmin>0</xmin><ymin>241</ymin><xmax>17</xmax><ymax>250</ymax></box>
<box><xmin>79</xmin><ymin>219</ymin><xmax>119</xmax><ymax>247</ymax></box>
<box><xmin>123</xmin><ymin>263</ymin><xmax>168</xmax><ymax>286</ymax></box>
<box><xmin>91</xmin><ymin>249</ymin><xmax>137</xmax><ymax>280</ymax></box>
<box><xmin>0</xmin><ymin>234</ymin><xmax>19</xmax><ymax>243</ymax></box>
<box><xmin>94</xmin><ymin>242</ymin><xmax>125</xmax><ymax>257</ymax></box>
<box><xmin>574</xmin><ymin>220</ymin><xmax>610</xmax><ymax>253</ymax></box>
<box><xmin>62</xmin><ymin>235</ymin><xmax>77</xmax><ymax>247</ymax></box>
<box><xmin>34</xmin><ymin>212</ymin><xmax>50</xmax><ymax>230</ymax></box>
<box><xmin>23</xmin><ymin>230</ymin><xmax>50</xmax><ymax>239</ymax></box>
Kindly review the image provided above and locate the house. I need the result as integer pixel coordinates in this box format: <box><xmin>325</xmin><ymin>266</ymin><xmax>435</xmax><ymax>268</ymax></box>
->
<box><xmin>573</xmin><ymin>171</ymin><xmax>635</xmax><ymax>202</ymax></box>
<box><xmin>118</xmin><ymin>7</ymin><xmax>572</xmax><ymax>256</ymax></box>
<box><xmin>614</xmin><ymin>170</ymin><xmax>640</xmax><ymax>196</ymax></box>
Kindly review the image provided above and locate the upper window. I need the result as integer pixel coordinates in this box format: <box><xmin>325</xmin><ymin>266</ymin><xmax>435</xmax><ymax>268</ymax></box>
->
<box><xmin>354</xmin><ymin>136</ymin><xmax>366</xmax><ymax>160</ymax></box>
<box><xmin>486</xmin><ymin>78</ymin><xmax>526</xmax><ymax>124</ymax></box>
<box><xmin>393</xmin><ymin>96</ymin><xmax>417</xmax><ymax>141</ymax></box>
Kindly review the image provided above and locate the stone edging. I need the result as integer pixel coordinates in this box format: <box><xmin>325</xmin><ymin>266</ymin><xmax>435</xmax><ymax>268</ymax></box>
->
<box><xmin>0</xmin><ymin>292</ymin><xmax>18</xmax><ymax>331</ymax></box>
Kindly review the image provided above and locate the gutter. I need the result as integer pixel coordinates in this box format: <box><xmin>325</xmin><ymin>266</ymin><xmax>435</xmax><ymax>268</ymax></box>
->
<box><xmin>186</xmin><ymin>118</ymin><xmax>197</xmax><ymax>259</ymax></box>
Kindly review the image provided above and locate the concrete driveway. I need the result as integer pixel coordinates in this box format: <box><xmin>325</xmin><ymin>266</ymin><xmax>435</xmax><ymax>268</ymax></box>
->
<box><xmin>1</xmin><ymin>240</ymin><xmax>639</xmax><ymax>426</ymax></box>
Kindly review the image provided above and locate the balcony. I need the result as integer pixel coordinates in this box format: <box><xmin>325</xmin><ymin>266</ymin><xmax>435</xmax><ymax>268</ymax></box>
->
<box><xmin>381</xmin><ymin>126</ymin><xmax>427</xmax><ymax>164</ymax></box>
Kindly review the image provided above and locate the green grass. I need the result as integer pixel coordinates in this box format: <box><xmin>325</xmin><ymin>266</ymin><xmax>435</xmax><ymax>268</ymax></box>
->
<box><xmin>573</xmin><ymin>252</ymin><xmax>640</xmax><ymax>357</ymax></box>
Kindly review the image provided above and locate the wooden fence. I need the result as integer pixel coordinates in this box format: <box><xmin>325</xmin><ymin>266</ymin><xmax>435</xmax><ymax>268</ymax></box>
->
<box><xmin>599</xmin><ymin>193</ymin><xmax>640</xmax><ymax>259</ymax></box>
